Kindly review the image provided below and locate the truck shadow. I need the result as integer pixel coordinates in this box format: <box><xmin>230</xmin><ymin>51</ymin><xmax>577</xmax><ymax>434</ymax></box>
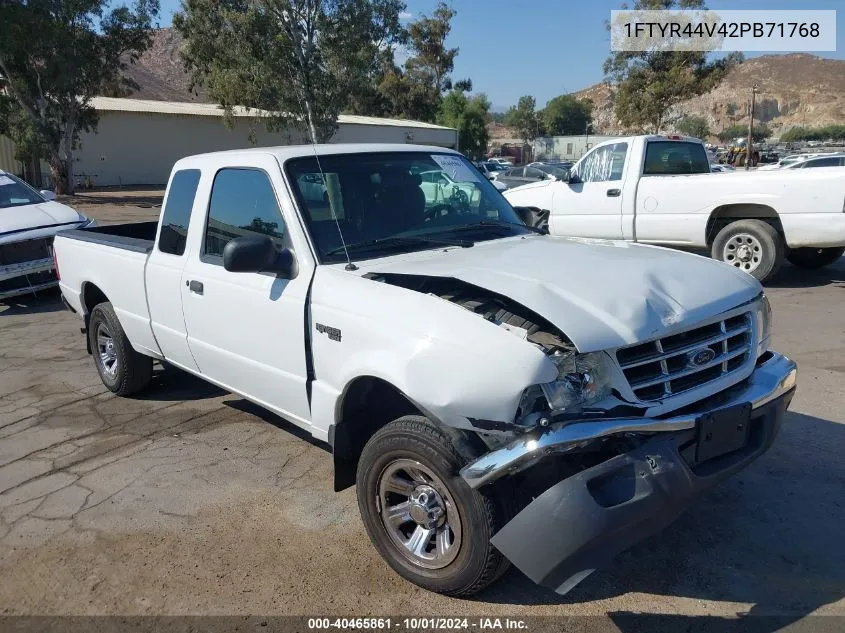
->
<box><xmin>0</xmin><ymin>289</ymin><xmax>66</xmax><ymax>316</ymax></box>
<box><xmin>133</xmin><ymin>364</ymin><xmax>227</xmax><ymax>401</ymax></box>
<box><xmin>478</xmin><ymin>411</ymin><xmax>845</xmax><ymax>629</ymax></box>
<box><xmin>223</xmin><ymin>398</ymin><xmax>332</xmax><ymax>452</ymax></box>
<box><xmin>766</xmin><ymin>259</ymin><xmax>845</xmax><ymax>289</ymax></box>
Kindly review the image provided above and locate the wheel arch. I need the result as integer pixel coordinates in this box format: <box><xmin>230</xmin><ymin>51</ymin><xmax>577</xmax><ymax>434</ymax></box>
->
<box><xmin>705</xmin><ymin>203</ymin><xmax>783</xmax><ymax>247</ymax></box>
<box><xmin>329</xmin><ymin>375</ymin><xmax>484</xmax><ymax>492</ymax></box>
<box><xmin>80</xmin><ymin>282</ymin><xmax>110</xmax><ymax>354</ymax></box>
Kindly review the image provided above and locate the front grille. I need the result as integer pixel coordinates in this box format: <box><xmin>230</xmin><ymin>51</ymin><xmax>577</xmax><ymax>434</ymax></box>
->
<box><xmin>616</xmin><ymin>313</ymin><xmax>753</xmax><ymax>402</ymax></box>
<box><xmin>0</xmin><ymin>238</ymin><xmax>52</xmax><ymax>265</ymax></box>
<box><xmin>0</xmin><ymin>269</ymin><xmax>57</xmax><ymax>293</ymax></box>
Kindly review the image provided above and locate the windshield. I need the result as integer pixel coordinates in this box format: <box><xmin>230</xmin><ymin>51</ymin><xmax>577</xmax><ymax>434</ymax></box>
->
<box><xmin>285</xmin><ymin>151</ymin><xmax>531</xmax><ymax>263</ymax></box>
<box><xmin>0</xmin><ymin>173</ymin><xmax>44</xmax><ymax>209</ymax></box>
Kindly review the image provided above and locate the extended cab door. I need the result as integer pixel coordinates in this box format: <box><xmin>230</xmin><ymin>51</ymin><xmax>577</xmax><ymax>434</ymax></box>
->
<box><xmin>548</xmin><ymin>141</ymin><xmax>629</xmax><ymax>239</ymax></box>
<box><xmin>630</xmin><ymin>140</ymin><xmax>713</xmax><ymax>244</ymax></box>
<box><xmin>146</xmin><ymin>168</ymin><xmax>202</xmax><ymax>372</ymax></box>
<box><xmin>180</xmin><ymin>155</ymin><xmax>313</xmax><ymax>427</ymax></box>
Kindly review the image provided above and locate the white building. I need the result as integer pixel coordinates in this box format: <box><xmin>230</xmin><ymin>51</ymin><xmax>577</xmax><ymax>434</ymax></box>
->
<box><xmin>2</xmin><ymin>97</ymin><xmax>458</xmax><ymax>187</ymax></box>
<box><xmin>533</xmin><ymin>134</ymin><xmax>624</xmax><ymax>162</ymax></box>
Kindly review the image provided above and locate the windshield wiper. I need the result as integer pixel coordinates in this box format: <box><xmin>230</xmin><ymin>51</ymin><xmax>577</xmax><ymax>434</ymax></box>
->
<box><xmin>429</xmin><ymin>220</ymin><xmax>546</xmax><ymax>235</ymax></box>
<box><xmin>325</xmin><ymin>235</ymin><xmax>473</xmax><ymax>257</ymax></box>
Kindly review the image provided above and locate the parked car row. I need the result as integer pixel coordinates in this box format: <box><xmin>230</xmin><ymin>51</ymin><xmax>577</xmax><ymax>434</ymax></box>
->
<box><xmin>757</xmin><ymin>152</ymin><xmax>845</xmax><ymax>170</ymax></box>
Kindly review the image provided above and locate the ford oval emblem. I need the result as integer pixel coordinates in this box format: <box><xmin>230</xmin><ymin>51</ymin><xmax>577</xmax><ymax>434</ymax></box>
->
<box><xmin>688</xmin><ymin>348</ymin><xmax>716</xmax><ymax>367</ymax></box>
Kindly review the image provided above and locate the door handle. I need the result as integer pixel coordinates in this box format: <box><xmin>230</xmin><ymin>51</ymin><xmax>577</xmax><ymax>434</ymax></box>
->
<box><xmin>187</xmin><ymin>280</ymin><xmax>204</xmax><ymax>295</ymax></box>
<box><xmin>607</xmin><ymin>188</ymin><xmax>621</xmax><ymax>197</ymax></box>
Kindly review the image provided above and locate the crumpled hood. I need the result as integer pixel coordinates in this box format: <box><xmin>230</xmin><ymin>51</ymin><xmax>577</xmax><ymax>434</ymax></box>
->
<box><xmin>355</xmin><ymin>236</ymin><xmax>761</xmax><ymax>352</ymax></box>
<box><xmin>0</xmin><ymin>201</ymin><xmax>88</xmax><ymax>238</ymax></box>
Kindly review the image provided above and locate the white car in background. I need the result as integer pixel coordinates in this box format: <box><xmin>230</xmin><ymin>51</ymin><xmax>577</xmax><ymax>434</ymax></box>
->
<box><xmin>780</xmin><ymin>154</ymin><xmax>845</xmax><ymax>169</ymax></box>
<box><xmin>0</xmin><ymin>170</ymin><xmax>96</xmax><ymax>301</ymax></box>
<box><xmin>419</xmin><ymin>169</ymin><xmax>506</xmax><ymax>207</ymax></box>
<box><xmin>757</xmin><ymin>153</ymin><xmax>844</xmax><ymax>170</ymax></box>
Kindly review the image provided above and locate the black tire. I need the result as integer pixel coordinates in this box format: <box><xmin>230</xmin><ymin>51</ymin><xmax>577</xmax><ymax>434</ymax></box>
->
<box><xmin>711</xmin><ymin>219</ymin><xmax>784</xmax><ymax>283</ymax></box>
<box><xmin>88</xmin><ymin>302</ymin><xmax>153</xmax><ymax>396</ymax></box>
<box><xmin>356</xmin><ymin>416</ymin><xmax>508</xmax><ymax>596</ymax></box>
<box><xmin>786</xmin><ymin>246</ymin><xmax>845</xmax><ymax>269</ymax></box>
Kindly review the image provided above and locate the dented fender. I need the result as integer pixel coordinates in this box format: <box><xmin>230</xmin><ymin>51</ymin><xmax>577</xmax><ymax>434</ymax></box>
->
<box><xmin>308</xmin><ymin>266</ymin><xmax>559</xmax><ymax>439</ymax></box>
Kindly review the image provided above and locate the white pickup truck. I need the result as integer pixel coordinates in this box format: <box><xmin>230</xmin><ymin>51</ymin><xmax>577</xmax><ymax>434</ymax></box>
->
<box><xmin>504</xmin><ymin>135</ymin><xmax>845</xmax><ymax>282</ymax></box>
<box><xmin>54</xmin><ymin>144</ymin><xmax>796</xmax><ymax>597</ymax></box>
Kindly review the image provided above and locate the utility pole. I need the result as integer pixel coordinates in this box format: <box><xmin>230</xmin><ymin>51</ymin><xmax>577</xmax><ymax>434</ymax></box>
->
<box><xmin>585</xmin><ymin>121</ymin><xmax>593</xmax><ymax>157</ymax></box>
<box><xmin>746</xmin><ymin>83</ymin><xmax>758</xmax><ymax>171</ymax></box>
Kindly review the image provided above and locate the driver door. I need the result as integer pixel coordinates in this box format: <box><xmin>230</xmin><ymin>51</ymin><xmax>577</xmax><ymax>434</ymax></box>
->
<box><xmin>180</xmin><ymin>158</ymin><xmax>313</xmax><ymax>427</ymax></box>
<box><xmin>550</xmin><ymin>142</ymin><xmax>628</xmax><ymax>239</ymax></box>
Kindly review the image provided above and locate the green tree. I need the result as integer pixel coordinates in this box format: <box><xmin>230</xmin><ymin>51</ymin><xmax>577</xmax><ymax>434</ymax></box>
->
<box><xmin>717</xmin><ymin>124</ymin><xmax>771</xmax><ymax>143</ymax></box>
<box><xmin>405</xmin><ymin>2</ymin><xmax>458</xmax><ymax>94</ymax></box>
<box><xmin>676</xmin><ymin>115</ymin><xmax>710</xmax><ymax>139</ymax></box>
<box><xmin>437</xmin><ymin>89</ymin><xmax>490</xmax><ymax>160</ymax></box>
<box><xmin>781</xmin><ymin>125</ymin><xmax>845</xmax><ymax>142</ymax></box>
<box><xmin>504</xmin><ymin>95</ymin><xmax>541</xmax><ymax>144</ymax></box>
<box><xmin>605</xmin><ymin>0</ymin><xmax>741</xmax><ymax>133</ymax></box>
<box><xmin>541</xmin><ymin>94</ymin><xmax>593</xmax><ymax>136</ymax></box>
<box><xmin>378</xmin><ymin>2</ymin><xmax>462</xmax><ymax>122</ymax></box>
<box><xmin>0</xmin><ymin>0</ymin><xmax>159</xmax><ymax>193</ymax></box>
<box><xmin>175</xmin><ymin>0</ymin><xmax>406</xmax><ymax>142</ymax></box>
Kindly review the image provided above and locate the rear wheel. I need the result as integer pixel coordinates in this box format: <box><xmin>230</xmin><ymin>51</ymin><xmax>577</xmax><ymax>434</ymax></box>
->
<box><xmin>786</xmin><ymin>246</ymin><xmax>845</xmax><ymax>269</ymax></box>
<box><xmin>88</xmin><ymin>302</ymin><xmax>153</xmax><ymax>396</ymax></box>
<box><xmin>356</xmin><ymin>416</ymin><xmax>508</xmax><ymax>596</ymax></box>
<box><xmin>711</xmin><ymin>219</ymin><xmax>784</xmax><ymax>282</ymax></box>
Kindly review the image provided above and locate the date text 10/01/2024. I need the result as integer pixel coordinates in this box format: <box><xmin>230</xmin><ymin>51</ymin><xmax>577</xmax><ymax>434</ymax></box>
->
<box><xmin>307</xmin><ymin>618</ymin><xmax>529</xmax><ymax>630</ymax></box>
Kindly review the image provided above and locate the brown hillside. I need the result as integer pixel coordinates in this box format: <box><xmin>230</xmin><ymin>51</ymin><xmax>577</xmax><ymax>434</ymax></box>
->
<box><xmin>575</xmin><ymin>53</ymin><xmax>845</xmax><ymax>137</ymax></box>
<box><xmin>123</xmin><ymin>29</ymin><xmax>207</xmax><ymax>102</ymax></box>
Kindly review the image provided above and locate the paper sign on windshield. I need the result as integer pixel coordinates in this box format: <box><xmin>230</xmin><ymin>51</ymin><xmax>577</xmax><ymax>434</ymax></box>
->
<box><xmin>0</xmin><ymin>176</ymin><xmax>15</xmax><ymax>186</ymax></box>
<box><xmin>431</xmin><ymin>155</ymin><xmax>480</xmax><ymax>183</ymax></box>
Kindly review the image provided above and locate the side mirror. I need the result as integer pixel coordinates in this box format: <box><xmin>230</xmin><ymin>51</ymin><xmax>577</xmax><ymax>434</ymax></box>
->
<box><xmin>40</xmin><ymin>189</ymin><xmax>57</xmax><ymax>201</ymax></box>
<box><xmin>222</xmin><ymin>235</ymin><xmax>298</xmax><ymax>279</ymax></box>
<box><xmin>562</xmin><ymin>170</ymin><xmax>579</xmax><ymax>184</ymax></box>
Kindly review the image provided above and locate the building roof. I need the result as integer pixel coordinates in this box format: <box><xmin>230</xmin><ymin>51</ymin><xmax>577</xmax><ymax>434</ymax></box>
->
<box><xmin>174</xmin><ymin>143</ymin><xmax>462</xmax><ymax>166</ymax></box>
<box><xmin>89</xmin><ymin>97</ymin><xmax>453</xmax><ymax>131</ymax></box>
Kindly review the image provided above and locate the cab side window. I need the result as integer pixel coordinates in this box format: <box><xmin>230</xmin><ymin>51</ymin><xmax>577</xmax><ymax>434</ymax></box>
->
<box><xmin>574</xmin><ymin>143</ymin><xmax>628</xmax><ymax>183</ymax></box>
<box><xmin>204</xmin><ymin>168</ymin><xmax>287</xmax><ymax>259</ymax></box>
<box><xmin>158</xmin><ymin>169</ymin><xmax>201</xmax><ymax>256</ymax></box>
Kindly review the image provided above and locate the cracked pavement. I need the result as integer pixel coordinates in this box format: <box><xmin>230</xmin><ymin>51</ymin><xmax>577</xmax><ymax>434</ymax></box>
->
<box><xmin>0</xmin><ymin>200</ymin><xmax>844</xmax><ymax>625</ymax></box>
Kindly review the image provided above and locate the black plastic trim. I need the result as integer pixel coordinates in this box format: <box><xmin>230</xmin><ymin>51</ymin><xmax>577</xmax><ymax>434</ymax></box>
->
<box><xmin>60</xmin><ymin>223</ymin><xmax>156</xmax><ymax>254</ymax></box>
<box><xmin>491</xmin><ymin>387</ymin><xmax>794</xmax><ymax>596</ymax></box>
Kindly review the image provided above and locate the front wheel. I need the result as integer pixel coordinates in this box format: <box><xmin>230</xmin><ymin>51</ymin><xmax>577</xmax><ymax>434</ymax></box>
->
<box><xmin>356</xmin><ymin>416</ymin><xmax>508</xmax><ymax>596</ymax></box>
<box><xmin>786</xmin><ymin>246</ymin><xmax>845</xmax><ymax>269</ymax></box>
<box><xmin>711</xmin><ymin>219</ymin><xmax>784</xmax><ymax>282</ymax></box>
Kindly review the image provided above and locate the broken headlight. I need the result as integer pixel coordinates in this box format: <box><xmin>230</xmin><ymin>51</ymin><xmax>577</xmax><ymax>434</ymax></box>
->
<box><xmin>539</xmin><ymin>351</ymin><xmax>614</xmax><ymax>413</ymax></box>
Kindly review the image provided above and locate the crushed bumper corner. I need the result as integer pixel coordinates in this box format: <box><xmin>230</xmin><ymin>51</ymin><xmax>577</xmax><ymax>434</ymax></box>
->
<box><xmin>490</xmin><ymin>385</ymin><xmax>794</xmax><ymax>595</ymax></box>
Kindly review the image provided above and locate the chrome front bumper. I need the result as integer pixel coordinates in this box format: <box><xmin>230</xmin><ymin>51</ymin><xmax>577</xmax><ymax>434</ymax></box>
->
<box><xmin>0</xmin><ymin>258</ymin><xmax>57</xmax><ymax>300</ymax></box>
<box><xmin>460</xmin><ymin>352</ymin><xmax>797</xmax><ymax>489</ymax></box>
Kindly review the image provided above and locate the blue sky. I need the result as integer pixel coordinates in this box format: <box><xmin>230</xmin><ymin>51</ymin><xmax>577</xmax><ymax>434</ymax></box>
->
<box><xmin>155</xmin><ymin>0</ymin><xmax>844</xmax><ymax>111</ymax></box>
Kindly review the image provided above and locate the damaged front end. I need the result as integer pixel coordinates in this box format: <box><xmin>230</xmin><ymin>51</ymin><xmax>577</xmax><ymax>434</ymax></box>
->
<box><xmin>363</xmin><ymin>272</ymin><xmax>614</xmax><ymax>431</ymax></box>
<box><xmin>461</xmin><ymin>352</ymin><xmax>797</xmax><ymax>595</ymax></box>
<box><xmin>360</xmin><ymin>272</ymin><xmax>796</xmax><ymax>596</ymax></box>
